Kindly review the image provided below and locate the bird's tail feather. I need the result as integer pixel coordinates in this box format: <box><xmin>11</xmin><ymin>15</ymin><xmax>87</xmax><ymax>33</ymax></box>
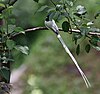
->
<box><xmin>57</xmin><ymin>34</ymin><xmax>91</xmax><ymax>88</ymax></box>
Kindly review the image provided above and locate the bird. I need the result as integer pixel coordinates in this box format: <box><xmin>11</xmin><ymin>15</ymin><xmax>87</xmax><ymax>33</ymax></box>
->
<box><xmin>45</xmin><ymin>15</ymin><xmax>91</xmax><ymax>88</ymax></box>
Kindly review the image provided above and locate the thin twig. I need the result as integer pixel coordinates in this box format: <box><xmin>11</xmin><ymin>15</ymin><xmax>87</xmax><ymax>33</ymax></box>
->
<box><xmin>10</xmin><ymin>27</ymin><xmax>100</xmax><ymax>38</ymax></box>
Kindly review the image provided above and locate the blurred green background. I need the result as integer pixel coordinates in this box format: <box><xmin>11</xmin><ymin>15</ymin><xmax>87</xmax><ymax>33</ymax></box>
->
<box><xmin>11</xmin><ymin>0</ymin><xmax>100</xmax><ymax>94</ymax></box>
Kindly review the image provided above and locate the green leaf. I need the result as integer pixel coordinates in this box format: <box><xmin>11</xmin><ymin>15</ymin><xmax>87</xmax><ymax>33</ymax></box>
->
<box><xmin>0</xmin><ymin>67</ymin><xmax>10</xmax><ymax>82</ymax></box>
<box><xmin>33</xmin><ymin>0</ymin><xmax>39</xmax><ymax>3</ymax></box>
<box><xmin>65</xmin><ymin>1</ymin><xmax>73</xmax><ymax>7</ymax></box>
<box><xmin>92</xmin><ymin>35</ymin><xmax>100</xmax><ymax>42</ymax></box>
<box><xmin>56</xmin><ymin>4</ymin><xmax>62</xmax><ymax>11</ymax></box>
<box><xmin>76</xmin><ymin>5</ymin><xmax>87</xmax><ymax>15</ymax></box>
<box><xmin>47</xmin><ymin>8</ymin><xmax>55</xmax><ymax>13</ymax></box>
<box><xmin>87</xmin><ymin>21</ymin><xmax>94</xmax><ymax>26</ymax></box>
<box><xmin>0</xmin><ymin>56</ymin><xmax>14</xmax><ymax>62</ymax></box>
<box><xmin>15</xmin><ymin>27</ymin><xmax>25</xmax><ymax>33</ymax></box>
<box><xmin>8</xmin><ymin>25</ymin><xmax>16</xmax><ymax>33</ymax></box>
<box><xmin>89</xmin><ymin>35</ymin><xmax>100</xmax><ymax>46</ymax></box>
<box><xmin>76</xmin><ymin>44</ymin><xmax>80</xmax><ymax>55</ymax></box>
<box><xmin>89</xmin><ymin>28</ymin><xmax>100</xmax><ymax>32</ymax></box>
<box><xmin>89</xmin><ymin>40</ymin><xmax>97</xmax><ymax>46</ymax></box>
<box><xmin>85</xmin><ymin>44</ymin><xmax>91</xmax><ymax>53</ymax></box>
<box><xmin>6</xmin><ymin>39</ymin><xmax>15</xmax><ymax>50</ymax></box>
<box><xmin>55</xmin><ymin>13</ymin><xmax>63</xmax><ymax>22</ymax></box>
<box><xmin>80</xmin><ymin>27</ymin><xmax>89</xmax><ymax>36</ymax></box>
<box><xmin>38</xmin><ymin>5</ymin><xmax>49</xmax><ymax>12</ymax></box>
<box><xmin>8</xmin><ymin>18</ymin><xmax>16</xmax><ymax>24</ymax></box>
<box><xmin>1</xmin><ymin>25</ymin><xmax>15</xmax><ymax>33</ymax></box>
<box><xmin>72</xmin><ymin>33</ymin><xmax>82</xmax><ymax>44</ymax></box>
<box><xmin>92</xmin><ymin>46</ymin><xmax>100</xmax><ymax>51</ymax></box>
<box><xmin>2</xmin><ymin>6</ymin><xmax>13</xmax><ymax>18</ymax></box>
<box><xmin>94</xmin><ymin>11</ymin><xmax>100</xmax><ymax>19</ymax></box>
<box><xmin>15</xmin><ymin>45</ymin><xmax>29</xmax><ymax>55</ymax></box>
<box><xmin>62</xmin><ymin>21</ymin><xmax>70</xmax><ymax>32</ymax></box>
<box><xmin>0</xmin><ymin>0</ymin><xmax>9</xmax><ymax>4</ymax></box>
<box><xmin>49</xmin><ymin>12</ymin><xmax>56</xmax><ymax>21</ymax></box>
<box><xmin>0</xmin><ymin>13</ymin><xmax>3</xmax><ymax>19</ymax></box>
<box><xmin>0</xmin><ymin>3</ymin><xmax>5</xmax><ymax>7</ymax></box>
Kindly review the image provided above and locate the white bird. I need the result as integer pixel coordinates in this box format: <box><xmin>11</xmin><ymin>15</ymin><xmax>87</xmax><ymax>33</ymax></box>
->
<box><xmin>45</xmin><ymin>15</ymin><xmax>91</xmax><ymax>88</ymax></box>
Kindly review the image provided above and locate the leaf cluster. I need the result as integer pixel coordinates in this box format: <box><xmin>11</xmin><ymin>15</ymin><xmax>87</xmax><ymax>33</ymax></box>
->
<box><xmin>37</xmin><ymin>0</ymin><xmax>100</xmax><ymax>54</ymax></box>
<box><xmin>0</xmin><ymin>0</ymin><xmax>29</xmax><ymax>83</ymax></box>
<box><xmin>0</xmin><ymin>1</ymin><xmax>29</xmax><ymax>54</ymax></box>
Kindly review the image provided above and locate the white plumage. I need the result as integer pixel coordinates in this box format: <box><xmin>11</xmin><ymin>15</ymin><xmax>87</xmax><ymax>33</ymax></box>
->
<box><xmin>45</xmin><ymin>18</ymin><xmax>91</xmax><ymax>88</ymax></box>
<box><xmin>45</xmin><ymin>19</ymin><xmax>59</xmax><ymax>34</ymax></box>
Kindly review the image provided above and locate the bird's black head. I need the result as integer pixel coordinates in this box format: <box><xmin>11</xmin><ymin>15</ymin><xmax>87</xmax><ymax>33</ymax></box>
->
<box><xmin>45</xmin><ymin>14</ymin><xmax>50</xmax><ymax>21</ymax></box>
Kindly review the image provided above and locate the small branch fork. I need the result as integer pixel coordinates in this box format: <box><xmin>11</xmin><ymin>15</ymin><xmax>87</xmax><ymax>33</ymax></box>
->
<box><xmin>10</xmin><ymin>27</ymin><xmax>100</xmax><ymax>38</ymax></box>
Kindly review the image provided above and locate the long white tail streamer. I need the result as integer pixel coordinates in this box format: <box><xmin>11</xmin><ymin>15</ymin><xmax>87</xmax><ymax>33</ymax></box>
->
<box><xmin>57</xmin><ymin>34</ymin><xmax>91</xmax><ymax>88</ymax></box>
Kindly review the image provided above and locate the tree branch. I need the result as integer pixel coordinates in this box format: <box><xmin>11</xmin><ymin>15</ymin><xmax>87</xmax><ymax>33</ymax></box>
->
<box><xmin>10</xmin><ymin>27</ymin><xmax>100</xmax><ymax>38</ymax></box>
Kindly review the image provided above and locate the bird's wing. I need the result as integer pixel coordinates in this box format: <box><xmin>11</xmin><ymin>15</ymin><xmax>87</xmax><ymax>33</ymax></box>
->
<box><xmin>45</xmin><ymin>20</ymin><xmax>59</xmax><ymax>34</ymax></box>
<box><xmin>52</xmin><ymin>20</ymin><xmax>59</xmax><ymax>32</ymax></box>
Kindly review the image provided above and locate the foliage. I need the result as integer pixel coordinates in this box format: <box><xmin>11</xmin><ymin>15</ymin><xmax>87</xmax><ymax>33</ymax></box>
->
<box><xmin>0</xmin><ymin>1</ymin><xmax>28</xmax><ymax>53</ymax></box>
<box><xmin>37</xmin><ymin>0</ymin><xmax>100</xmax><ymax>54</ymax></box>
<box><xmin>62</xmin><ymin>21</ymin><xmax>70</xmax><ymax>32</ymax></box>
<box><xmin>0</xmin><ymin>0</ymin><xmax>100</xmax><ymax>94</ymax></box>
<box><xmin>0</xmin><ymin>0</ymin><xmax>28</xmax><ymax>86</ymax></box>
